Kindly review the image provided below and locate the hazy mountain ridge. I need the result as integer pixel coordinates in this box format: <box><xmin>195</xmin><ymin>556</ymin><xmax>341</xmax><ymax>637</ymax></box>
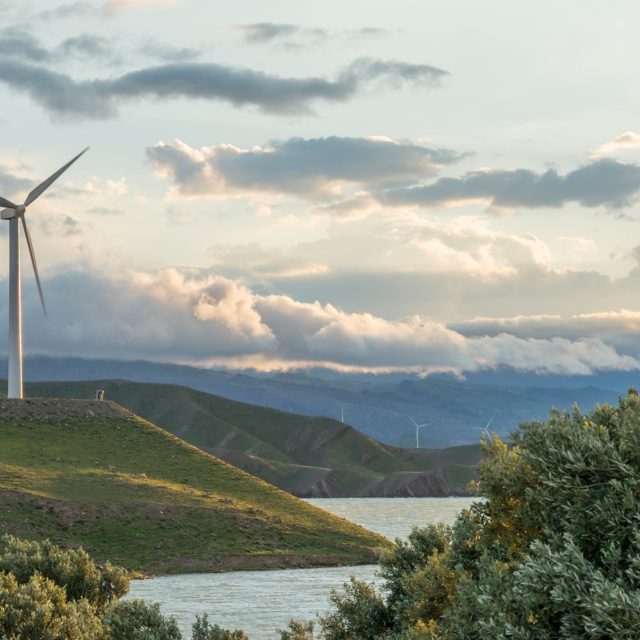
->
<box><xmin>14</xmin><ymin>356</ymin><xmax>626</xmax><ymax>447</ymax></box>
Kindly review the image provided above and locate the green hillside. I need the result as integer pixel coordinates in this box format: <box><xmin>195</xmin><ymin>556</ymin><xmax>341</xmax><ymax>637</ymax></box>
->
<box><xmin>0</xmin><ymin>398</ymin><xmax>387</xmax><ymax>575</ymax></box>
<box><xmin>15</xmin><ymin>380</ymin><xmax>481</xmax><ymax>497</ymax></box>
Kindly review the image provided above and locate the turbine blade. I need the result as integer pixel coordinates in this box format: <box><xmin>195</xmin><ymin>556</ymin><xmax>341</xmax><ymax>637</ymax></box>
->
<box><xmin>21</xmin><ymin>217</ymin><xmax>47</xmax><ymax>316</ymax></box>
<box><xmin>24</xmin><ymin>147</ymin><xmax>89</xmax><ymax>207</ymax></box>
<box><xmin>0</xmin><ymin>196</ymin><xmax>18</xmax><ymax>209</ymax></box>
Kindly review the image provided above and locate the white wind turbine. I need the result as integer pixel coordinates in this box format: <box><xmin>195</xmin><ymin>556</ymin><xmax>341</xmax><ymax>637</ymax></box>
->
<box><xmin>1</xmin><ymin>148</ymin><xmax>88</xmax><ymax>399</ymax></box>
<box><xmin>409</xmin><ymin>416</ymin><xmax>430</xmax><ymax>449</ymax></box>
<box><xmin>482</xmin><ymin>415</ymin><xmax>494</xmax><ymax>439</ymax></box>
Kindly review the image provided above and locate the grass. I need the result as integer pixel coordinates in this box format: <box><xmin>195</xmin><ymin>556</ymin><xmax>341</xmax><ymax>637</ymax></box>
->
<box><xmin>0</xmin><ymin>399</ymin><xmax>388</xmax><ymax>575</ymax></box>
<box><xmin>14</xmin><ymin>380</ymin><xmax>482</xmax><ymax>497</ymax></box>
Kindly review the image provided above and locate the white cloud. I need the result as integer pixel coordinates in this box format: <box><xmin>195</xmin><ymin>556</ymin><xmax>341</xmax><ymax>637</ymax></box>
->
<box><xmin>451</xmin><ymin>309</ymin><xmax>640</xmax><ymax>359</ymax></box>
<box><xmin>590</xmin><ymin>131</ymin><xmax>640</xmax><ymax>158</ymax></box>
<box><xmin>10</xmin><ymin>266</ymin><xmax>639</xmax><ymax>375</ymax></box>
<box><xmin>210</xmin><ymin>213</ymin><xmax>554</xmax><ymax>284</ymax></box>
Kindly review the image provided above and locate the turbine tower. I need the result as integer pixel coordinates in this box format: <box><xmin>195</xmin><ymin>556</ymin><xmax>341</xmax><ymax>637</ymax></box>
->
<box><xmin>0</xmin><ymin>148</ymin><xmax>88</xmax><ymax>399</ymax></box>
<box><xmin>408</xmin><ymin>416</ymin><xmax>430</xmax><ymax>449</ymax></box>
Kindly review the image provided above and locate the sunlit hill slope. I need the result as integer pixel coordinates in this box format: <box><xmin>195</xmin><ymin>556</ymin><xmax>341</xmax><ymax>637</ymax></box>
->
<box><xmin>0</xmin><ymin>398</ymin><xmax>387</xmax><ymax>574</ymax></box>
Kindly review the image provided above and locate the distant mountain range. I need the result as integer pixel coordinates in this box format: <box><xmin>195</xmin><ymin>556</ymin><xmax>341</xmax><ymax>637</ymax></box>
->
<box><xmin>17</xmin><ymin>379</ymin><xmax>481</xmax><ymax>498</ymax></box>
<box><xmin>12</xmin><ymin>356</ymin><xmax>631</xmax><ymax>447</ymax></box>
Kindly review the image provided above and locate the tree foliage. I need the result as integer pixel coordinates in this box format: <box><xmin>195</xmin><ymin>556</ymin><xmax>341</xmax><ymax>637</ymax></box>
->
<box><xmin>0</xmin><ymin>534</ymin><xmax>129</xmax><ymax>611</ymax></box>
<box><xmin>104</xmin><ymin>599</ymin><xmax>182</xmax><ymax>640</ymax></box>
<box><xmin>191</xmin><ymin>613</ymin><xmax>248</xmax><ymax>640</ymax></box>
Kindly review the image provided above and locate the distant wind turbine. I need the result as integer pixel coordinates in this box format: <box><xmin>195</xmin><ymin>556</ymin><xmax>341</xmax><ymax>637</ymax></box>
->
<box><xmin>1</xmin><ymin>148</ymin><xmax>88</xmax><ymax>399</ymax></box>
<box><xmin>408</xmin><ymin>416</ymin><xmax>430</xmax><ymax>449</ymax></box>
<box><xmin>482</xmin><ymin>416</ymin><xmax>494</xmax><ymax>439</ymax></box>
<box><xmin>340</xmin><ymin>406</ymin><xmax>344</xmax><ymax>423</ymax></box>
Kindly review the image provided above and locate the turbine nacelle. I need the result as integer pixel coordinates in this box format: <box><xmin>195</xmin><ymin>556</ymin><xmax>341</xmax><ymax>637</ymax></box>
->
<box><xmin>2</xmin><ymin>205</ymin><xmax>28</xmax><ymax>219</ymax></box>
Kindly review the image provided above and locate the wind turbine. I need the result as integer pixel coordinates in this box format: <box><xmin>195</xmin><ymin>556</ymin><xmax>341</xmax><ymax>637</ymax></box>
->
<box><xmin>1</xmin><ymin>148</ymin><xmax>88</xmax><ymax>399</ymax></box>
<box><xmin>482</xmin><ymin>415</ymin><xmax>494</xmax><ymax>439</ymax></box>
<box><xmin>408</xmin><ymin>417</ymin><xmax>430</xmax><ymax>449</ymax></box>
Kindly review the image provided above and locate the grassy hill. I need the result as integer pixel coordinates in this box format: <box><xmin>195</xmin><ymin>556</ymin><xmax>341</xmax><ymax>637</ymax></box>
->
<box><xmin>0</xmin><ymin>398</ymin><xmax>388</xmax><ymax>575</ymax></box>
<box><xmin>12</xmin><ymin>380</ymin><xmax>481</xmax><ymax>497</ymax></box>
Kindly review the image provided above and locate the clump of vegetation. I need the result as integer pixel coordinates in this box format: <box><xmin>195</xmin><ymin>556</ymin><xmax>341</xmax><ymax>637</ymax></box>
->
<box><xmin>192</xmin><ymin>614</ymin><xmax>248</xmax><ymax>640</ymax></box>
<box><xmin>302</xmin><ymin>390</ymin><xmax>640</xmax><ymax>638</ymax></box>
<box><xmin>0</xmin><ymin>535</ymin><xmax>246</xmax><ymax>640</ymax></box>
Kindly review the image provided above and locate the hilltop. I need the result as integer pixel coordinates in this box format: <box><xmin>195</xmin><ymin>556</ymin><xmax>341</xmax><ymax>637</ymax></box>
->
<box><xmin>0</xmin><ymin>398</ymin><xmax>387</xmax><ymax>574</ymax></box>
<box><xmin>17</xmin><ymin>380</ymin><xmax>481</xmax><ymax>497</ymax></box>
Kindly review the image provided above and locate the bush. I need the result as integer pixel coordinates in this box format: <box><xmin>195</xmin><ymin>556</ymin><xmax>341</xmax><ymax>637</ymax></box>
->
<box><xmin>0</xmin><ymin>537</ymin><xmax>190</xmax><ymax>639</ymax></box>
<box><xmin>105</xmin><ymin>599</ymin><xmax>182</xmax><ymax>640</ymax></box>
<box><xmin>192</xmin><ymin>613</ymin><xmax>248</xmax><ymax>640</ymax></box>
<box><xmin>0</xmin><ymin>535</ymin><xmax>129</xmax><ymax>610</ymax></box>
<box><xmin>279</xmin><ymin>619</ymin><xmax>315</xmax><ymax>640</ymax></box>
<box><xmin>319</xmin><ymin>576</ymin><xmax>390</xmax><ymax>639</ymax></box>
<box><xmin>0</xmin><ymin>571</ymin><xmax>105</xmax><ymax>640</ymax></box>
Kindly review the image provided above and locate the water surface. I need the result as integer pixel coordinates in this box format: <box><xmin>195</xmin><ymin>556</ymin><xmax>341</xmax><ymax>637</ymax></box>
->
<box><xmin>128</xmin><ymin>497</ymin><xmax>476</xmax><ymax>638</ymax></box>
<box><xmin>305</xmin><ymin>497</ymin><xmax>475</xmax><ymax>539</ymax></box>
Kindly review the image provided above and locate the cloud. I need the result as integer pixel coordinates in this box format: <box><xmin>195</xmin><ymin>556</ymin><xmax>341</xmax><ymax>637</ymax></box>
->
<box><xmin>0</xmin><ymin>57</ymin><xmax>447</xmax><ymax>119</ymax></box>
<box><xmin>204</xmin><ymin>212</ymin><xmax>640</xmax><ymax>325</ymax></box>
<box><xmin>0</xmin><ymin>167</ymin><xmax>31</xmax><ymax>199</ymax></box>
<box><xmin>0</xmin><ymin>24</ymin><xmax>200</xmax><ymax>67</ymax></box>
<box><xmin>375</xmin><ymin>158</ymin><xmax>640</xmax><ymax>210</ymax></box>
<box><xmin>147</xmin><ymin>136</ymin><xmax>463</xmax><ymax>198</ymax></box>
<box><xmin>237</xmin><ymin>22</ymin><xmax>393</xmax><ymax>47</ymax></box>
<box><xmin>311</xmin><ymin>192</ymin><xmax>380</xmax><ymax>218</ymax></box>
<box><xmin>0</xmin><ymin>27</ymin><xmax>50</xmax><ymax>62</ymax></box>
<box><xmin>209</xmin><ymin>214</ymin><xmax>555</xmax><ymax>296</ymax></box>
<box><xmin>104</xmin><ymin>0</ymin><xmax>178</xmax><ymax>12</ymax></box>
<box><xmin>10</xmin><ymin>267</ymin><xmax>638</xmax><ymax>375</ymax></box>
<box><xmin>346</xmin><ymin>27</ymin><xmax>392</xmax><ymax>39</ymax></box>
<box><xmin>591</xmin><ymin>131</ymin><xmax>640</xmax><ymax>158</ymax></box>
<box><xmin>238</xmin><ymin>23</ymin><xmax>301</xmax><ymax>43</ymax></box>
<box><xmin>162</xmin><ymin>136</ymin><xmax>640</xmax><ymax>215</ymax></box>
<box><xmin>36</xmin><ymin>1</ymin><xmax>176</xmax><ymax>19</ymax></box>
<box><xmin>450</xmin><ymin>309</ymin><xmax>640</xmax><ymax>359</ymax></box>
<box><xmin>139</xmin><ymin>40</ymin><xmax>200</xmax><ymax>62</ymax></box>
<box><xmin>37</xmin><ymin>2</ymin><xmax>94</xmax><ymax>20</ymax></box>
<box><xmin>58</xmin><ymin>34</ymin><xmax>115</xmax><ymax>61</ymax></box>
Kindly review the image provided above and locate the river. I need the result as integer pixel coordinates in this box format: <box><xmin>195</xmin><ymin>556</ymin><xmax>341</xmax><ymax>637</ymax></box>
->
<box><xmin>127</xmin><ymin>497</ymin><xmax>476</xmax><ymax>639</ymax></box>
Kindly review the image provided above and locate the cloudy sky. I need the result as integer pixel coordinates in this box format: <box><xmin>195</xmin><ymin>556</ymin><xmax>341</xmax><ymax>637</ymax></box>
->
<box><xmin>1</xmin><ymin>0</ymin><xmax>640</xmax><ymax>375</ymax></box>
